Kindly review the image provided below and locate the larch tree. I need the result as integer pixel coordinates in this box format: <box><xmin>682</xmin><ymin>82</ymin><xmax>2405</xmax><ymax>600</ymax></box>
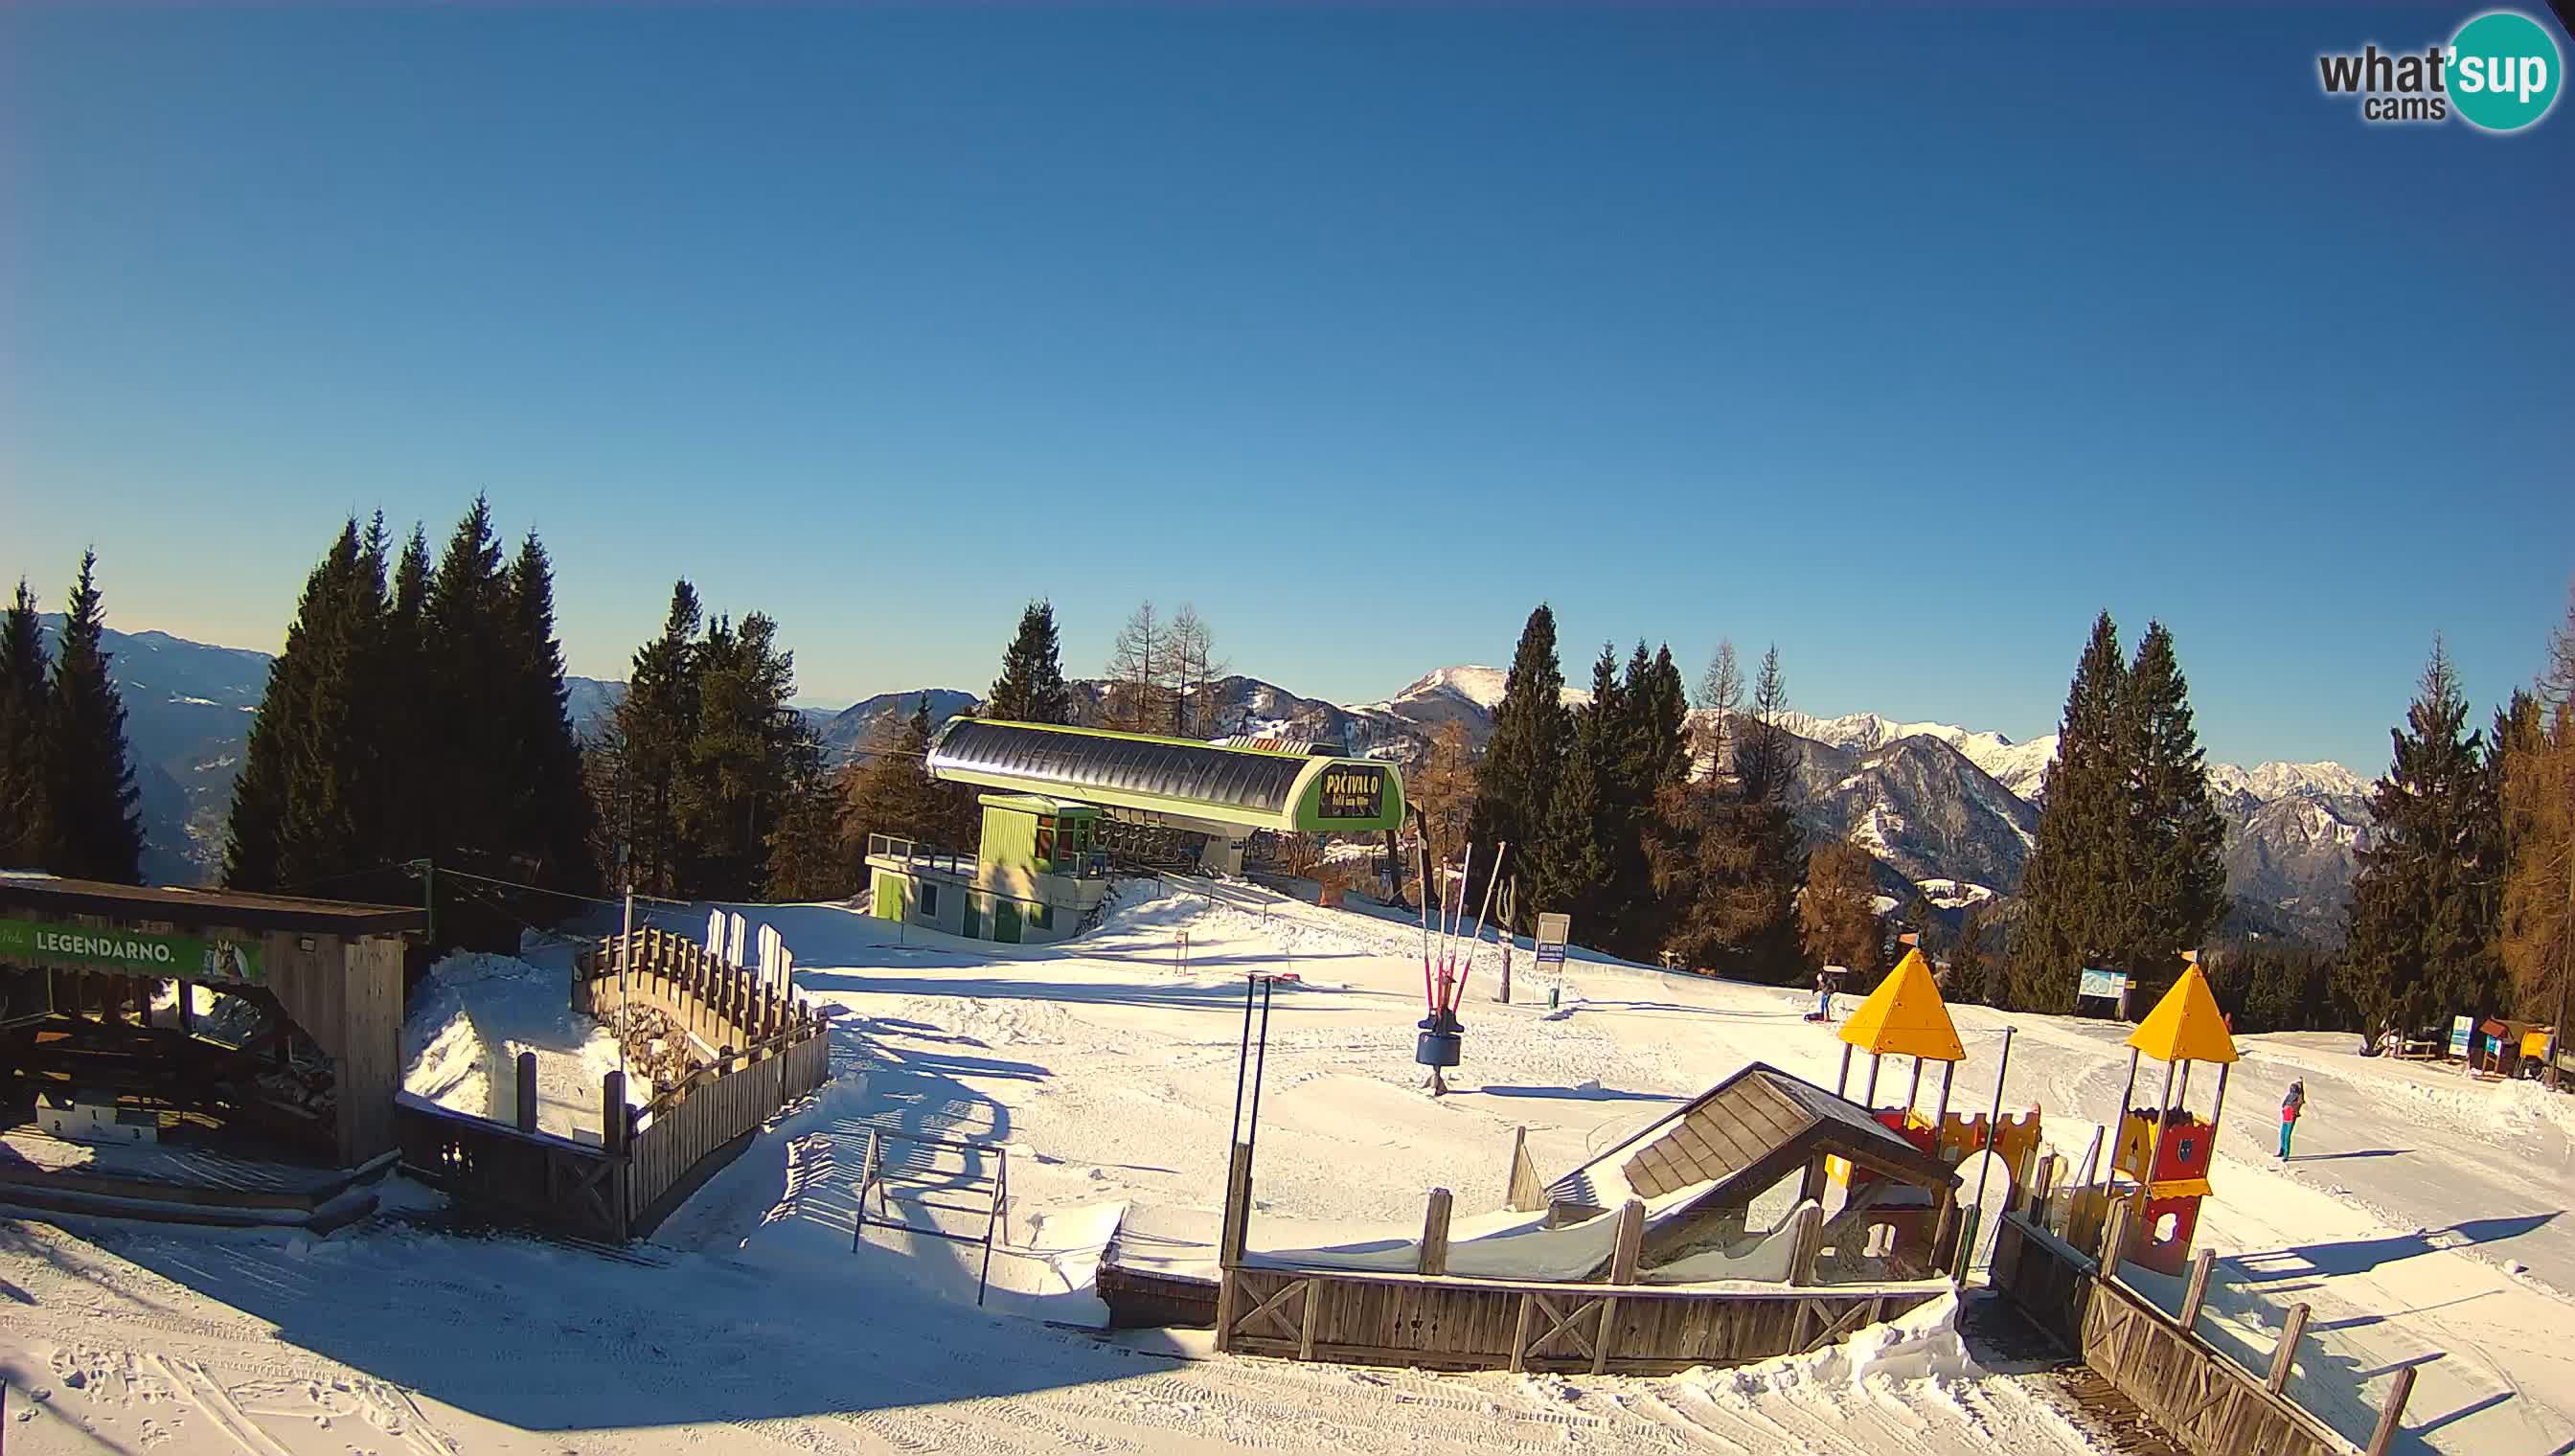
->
<box><xmin>43</xmin><ymin>551</ymin><xmax>145</xmax><ymax>883</ymax></box>
<box><xmin>1647</xmin><ymin>644</ymin><xmax>1802</xmax><ymax>981</ymax></box>
<box><xmin>1698</xmin><ymin>639</ymin><xmax>1743</xmax><ymax>775</ymax></box>
<box><xmin>2500</xmin><ymin>581</ymin><xmax>2575</xmax><ymax>1032</ymax></box>
<box><xmin>1409</xmin><ymin>720</ymin><xmax>1478</xmax><ymax>873</ymax></box>
<box><xmin>988</xmin><ymin>600</ymin><xmax>1074</xmax><ymax>725</ymax></box>
<box><xmin>1168</xmin><ymin>604</ymin><xmax>1228</xmax><ymax>738</ymax></box>
<box><xmin>1104</xmin><ymin>602</ymin><xmax>1172</xmax><ymax>734</ymax></box>
<box><xmin>2338</xmin><ymin>641</ymin><xmax>2506</xmax><ymax>1039</ymax></box>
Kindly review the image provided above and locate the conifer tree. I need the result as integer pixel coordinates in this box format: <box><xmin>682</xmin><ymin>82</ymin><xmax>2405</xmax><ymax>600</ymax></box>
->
<box><xmin>503</xmin><ymin>532</ymin><xmax>598</xmax><ymax>894</ymax></box>
<box><xmin>1902</xmin><ymin>887</ymin><xmax>1948</xmax><ymax>957</ymax></box>
<box><xmin>680</xmin><ymin>611</ymin><xmax>801</xmax><ymax>899</ymax></box>
<box><xmin>763</xmin><ymin>719</ymin><xmax>848</xmax><ymax>900</ymax></box>
<box><xmin>0</xmin><ymin>580</ymin><xmax>56</xmax><ymax>868</ymax></box>
<box><xmin>1466</xmin><ymin>604</ymin><xmax>1570</xmax><ymax>927</ymax></box>
<box><xmin>988</xmin><ymin>600</ymin><xmax>1073</xmax><ymax>724</ymax></box>
<box><xmin>2338</xmin><ymin>642</ymin><xmax>2506</xmax><ymax>1039</ymax></box>
<box><xmin>2009</xmin><ymin>612</ymin><xmax>2131</xmax><ymax>1012</ymax></box>
<box><xmin>1946</xmin><ymin>901</ymin><xmax>1994</xmax><ymax>1005</ymax></box>
<box><xmin>374</xmin><ymin>524</ymin><xmax>434</xmax><ymax>862</ymax></box>
<box><xmin>609</xmin><ymin>581</ymin><xmax>705</xmax><ymax>896</ymax></box>
<box><xmin>1800</xmin><ymin>841</ymin><xmax>1884</xmax><ymax>978</ymax></box>
<box><xmin>1647</xmin><ymin>644</ymin><xmax>1802</xmax><ymax>981</ymax></box>
<box><xmin>2116</xmin><ymin>623</ymin><xmax>2229</xmax><ymax>1006</ymax></box>
<box><xmin>44</xmin><ymin>551</ymin><xmax>145</xmax><ymax>882</ymax></box>
<box><xmin>1698</xmin><ymin>639</ymin><xmax>1743</xmax><ymax>773</ymax></box>
<box><xmin>423</xmin><ymin>496</ymin><xmax>515</xmax><ymax>871</ymax></box>
<box><xmin>841</xmin><ymin>694</ymin><xmax>958</xmax><ymax>861</ymax></box>
<box><xmin>1530</xmin><ymin>647</ymin><xmax>1623</xmax><ymax>935</ymax></box>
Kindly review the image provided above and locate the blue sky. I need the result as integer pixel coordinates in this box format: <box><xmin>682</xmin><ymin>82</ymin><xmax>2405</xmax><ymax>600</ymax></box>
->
<box><xmin>4</xmin><ymin>6</ymin><xmax>2568</xmax><ymax>769</ymax></box>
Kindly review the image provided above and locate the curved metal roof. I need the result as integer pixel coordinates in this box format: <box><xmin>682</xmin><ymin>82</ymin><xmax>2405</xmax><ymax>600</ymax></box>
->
<box><xmin>929</xmin><ymin>719</ymin><xmax>1312</xmax><ymax>818</ymax></box>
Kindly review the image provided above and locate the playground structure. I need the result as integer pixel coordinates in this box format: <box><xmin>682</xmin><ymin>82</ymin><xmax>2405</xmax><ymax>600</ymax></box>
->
<box><xmin>2102</xmin><ymin>956</ymin><xmax>2236</xmax><ymax>1277</ymax></box>
<box><xmin>1830</xmin><ymin>948</ymin><xmax>2042</xmax><ymax>1273</ymax></box>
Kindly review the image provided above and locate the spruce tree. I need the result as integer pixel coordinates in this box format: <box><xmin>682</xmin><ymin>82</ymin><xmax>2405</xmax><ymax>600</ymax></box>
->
<box><xmin>2116</xmin><ymin>623</ymin><xmax>2229</xmax><ymax>1007</ymax></box>
<box><xmin>504</xmin><ymin>532</ymin><xmax>598</xmax><ymax>894</ymax></box>
<box><xmin>989</xmin><ymin>600</ymin><xmax>1073</xmax><ymax>724</ymax></box>
<box><xmin>374</xmin><ymin>524</ymin><xmax>434</xmax><ymax>864</ymax></box>
<box><xmin>423</xmin><ymin>496</ymin><xmax>515</xmax><ymax>872</ymax></box>
<box><xmin>2009</xmin><ymin>612</ymin><xmax>2130</xmax><ymax>1012</ymax></box>
<box><xmin>0</xmin><ymin>580</ymin><xmax>56</xmax><ymax>868</ymax></box>
<box><xmin>609</xmin><ymin>581</ymin><xmax>705</xmax><ymax>896</ymax></box>
<box><xmin>2338</xmin><ymin>642</ymin><xmax>2506</xmax><ymax>1039</ymax></box>
<box><xmin>1800</xmin><ymin>841</ymin><xmax>1884</xmax><ymax>978</ymax></box>
<box><xmin>763</xmin><ymin>718</ymin><xmax>848</xmax><ymax>900</ymax></box>
<box><xmin>1946</xmin><ymin>901</ymin><xmax>1994</xmax><ymax>1005</ymax></box>
<box><xmin>681</xmin><ymin>612</ymin><xmax>801</xmax><ymax>899</ymax></box>
<box><xmin>1466</xmin><ymin>604</ymin><xmax>1570</xmax><ymax>927</ymax></box>
<box><xmin>44</xmin><ymin>551</ymin><xmax>145</xmax><ymax>882</ymax></box>
<box><xmin>1530</xmin><ymin>647</ymin><xmax>1623</xmax><ymax>936</ymax></box>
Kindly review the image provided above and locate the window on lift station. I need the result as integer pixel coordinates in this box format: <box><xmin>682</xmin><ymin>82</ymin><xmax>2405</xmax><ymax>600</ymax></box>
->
<box><xmin>1037</xmin><ymin>816</ymin><xmax>1056</xmax><ymax>867</ymax></box>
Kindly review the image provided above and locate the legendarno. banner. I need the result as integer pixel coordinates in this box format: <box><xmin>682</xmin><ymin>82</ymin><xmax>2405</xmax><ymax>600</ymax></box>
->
<box><xmin>0</xmin><ymin>918</ymin><xmax>263</xmax><ymax>985</ymax></box>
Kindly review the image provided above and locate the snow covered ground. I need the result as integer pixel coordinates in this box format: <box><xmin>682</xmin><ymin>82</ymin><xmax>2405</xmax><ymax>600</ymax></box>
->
<box><xmin>3</xmin><ymin>878</ymin><xmax>2569</xmax><ymax>1455</ymax></box>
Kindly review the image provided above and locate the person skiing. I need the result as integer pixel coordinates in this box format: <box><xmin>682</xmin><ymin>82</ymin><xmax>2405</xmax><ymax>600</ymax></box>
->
<box><xmin>2278</xmin><ymin>1080</ymin><xmax>2306</xmax><ymax>1160</ymax></box>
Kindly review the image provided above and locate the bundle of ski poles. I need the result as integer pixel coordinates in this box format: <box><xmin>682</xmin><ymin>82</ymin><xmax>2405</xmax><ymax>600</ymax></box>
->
<box><xmin>1417</xmin><ymin>837</ymin><xmax>1509</xmax><ymax>1033</ymax></box>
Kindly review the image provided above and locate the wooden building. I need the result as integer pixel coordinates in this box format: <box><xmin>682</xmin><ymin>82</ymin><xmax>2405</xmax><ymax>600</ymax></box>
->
<box><xmin>0</xmin><ymin>876</ymin><xmax>422</xmax><ymax>1172</ymax></box>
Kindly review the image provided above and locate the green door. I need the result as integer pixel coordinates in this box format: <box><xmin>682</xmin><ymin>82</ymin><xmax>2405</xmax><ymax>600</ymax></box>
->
<box><xmin>995</xmin><ymin>899</ymin><xmax>1022</xmax><ymax>944</ymax></box>
<box><xmin>961</xmin><ymin>896</ymin><xmax>982</xmax><ymax>940</ymax></box>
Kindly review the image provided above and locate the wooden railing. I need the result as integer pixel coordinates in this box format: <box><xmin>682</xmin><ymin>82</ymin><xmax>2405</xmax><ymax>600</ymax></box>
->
<box><xmin>1994</xmin><ymin>1207</ymin><xmax>2381</xmax><ymax>1456</ymax></box>
<box><xmin>399</xmin><ymin>927</ymin><xmax>832</xmax><ymax>1242</ymax></box>
<box><xmin>1215</xmin><ymin>1262</ymin><xmax>1947</xmax><ymax>1375</ymax></box>
<box><xmin>572</xmin><ymin>925</ymin><xmax>824</xmax><ymax>1055</ymax></box>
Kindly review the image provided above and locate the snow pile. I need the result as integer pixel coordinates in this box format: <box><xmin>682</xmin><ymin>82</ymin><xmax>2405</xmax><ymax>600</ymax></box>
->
<box><xmin>399</xmin><ymin>949</ymin><xmax>637</xmax><ymax>1140</ymax></box>
<box><xmin>1713</xmin><ymin>1291</ymin><xmax>1978</xmax><ymax>1396</ymax></box>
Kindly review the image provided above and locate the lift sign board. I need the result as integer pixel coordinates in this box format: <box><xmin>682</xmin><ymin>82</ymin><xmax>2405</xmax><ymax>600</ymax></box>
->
<box><xmin>1316</xmin><ymin>764</ymin><xmax>1385</xmax><ymax>820</ymax></box>
<box><xmin>1535</xmin><ymin>913</ymin><xmax>1571</xmax><ymax>967</ymax></box>
<box><xmin>0</xmin><ymin>918</ymin><xmax>263</xmax><ymax>985</ymax></box>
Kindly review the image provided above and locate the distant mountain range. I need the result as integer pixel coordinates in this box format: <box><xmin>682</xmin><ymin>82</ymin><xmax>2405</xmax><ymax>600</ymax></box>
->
<box><xmin>43</xmin><ymin>625</ymin><xmax>2375</xmax><ymax>944</ymax></box>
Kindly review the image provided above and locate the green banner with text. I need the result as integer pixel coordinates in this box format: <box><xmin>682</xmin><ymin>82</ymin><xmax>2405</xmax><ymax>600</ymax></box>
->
<box><xmin>0</xmin><ymin>918</ymin><xmax>263</xmax><ymax>984</ymax></box>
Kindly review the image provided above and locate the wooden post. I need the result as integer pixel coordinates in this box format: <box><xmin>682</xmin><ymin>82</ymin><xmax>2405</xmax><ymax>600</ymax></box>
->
<box><xmin>2099</xmin><ymin>1196</ymin><xmax>2130</xmax><ymax>1279</ymax></box>
<box><xmin>2179</xmin><ymin>1247</ymin><xmax>2217</xmax><ymax>1332</ymax></box>
<box><xmin>601</xmin><ymin>1070</ymin><xmax>627</xmax><ymax>1156</ymax></box>
<box><xmin>1297</xmin><ymin>1278</ymin><xmax>1321</xmax><ymax>1360</ymax></box>
<box><xmin>1509</xmin><ymin>1290</ymin><xmax>1537</xmax><ymax>1374</ymax></box>
<box><xmin>1790</xmin><ymin>1199</ymin><xmax>1829</xmax><ymax>1286</ymax></box>
<box><xmin>2364</xmin><ymin>1365</ymin><xmax>2418</xmax><ymax>1456</ymax></box>
<box><xmin>516</xmin><ymin>1052</ymin><xmax>539</xmax><ymax>1134</ymax></box>
<box><xmin>1418</xmin><ymin>1188</ymin><xmax>1454</xmax><ymax>1275</ymax></box>
<box><xmin>2267</xmin><ymin>1303</ymin><xmax>2311</xmax><ymax>1394</ymax></box>
<box><xmin>1609</xmin><ymin>1199</ymin><xmax>1646</xmax><ymax>1285</ymax></box>
<box><xmin>176</xmin><ymin>980</ymin><xmax>194</xmax><ymax>1035</ymax></box>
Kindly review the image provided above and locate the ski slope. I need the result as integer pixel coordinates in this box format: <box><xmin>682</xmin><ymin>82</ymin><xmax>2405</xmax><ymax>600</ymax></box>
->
<box><xmin>3</xmin><ymin>878</ymin><xmax>2567</xmax><ymax>1455</ymax></box>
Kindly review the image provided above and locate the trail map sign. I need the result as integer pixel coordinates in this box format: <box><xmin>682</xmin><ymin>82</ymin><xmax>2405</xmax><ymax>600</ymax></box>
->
<box><xmin>0</xmin><ymin>918</ymin><xmax>263</xmax><ymax>985</ymax></box>
<box><xmin>2449</xmin><ymin>1014</ymin><xmax>2474</xmax><ymax>1059</ymax></box>
<box><xmin>2077</xmin><ymin>967</ymin><xmax>2129</xmax><ymax>1001</ymax></box>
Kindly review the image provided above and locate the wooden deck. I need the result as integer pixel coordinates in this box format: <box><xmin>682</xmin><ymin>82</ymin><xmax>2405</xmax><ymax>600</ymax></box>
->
<box><xmin>0</xmin><ymin>1124</ymin><xmax>389</xmax><ymax>1229</ymax></box>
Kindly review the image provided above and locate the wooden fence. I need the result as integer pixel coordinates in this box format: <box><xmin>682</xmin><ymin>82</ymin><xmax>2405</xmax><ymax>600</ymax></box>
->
<box><xmin>573</xmin><ymin>926</ymin><xmax>824</xmax><ymax>1055</ymax></box>
<box><xmin>1994</xmin><ymin>1207</ymin><xmax>2393</xmax><ymax>1456</ymax></box>
<box><xmin>1215</xmin><ymin>1263</ymin><xmax>1947</xmax><ymax>1375</ymax></box>
<box><xmin>398</xmin><ymin>928</ymin><xmax>832</xmax><ymax>1242</ymax></box>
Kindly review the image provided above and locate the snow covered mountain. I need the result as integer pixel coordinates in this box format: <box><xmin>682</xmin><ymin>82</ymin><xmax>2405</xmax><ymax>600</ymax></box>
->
<box><xmin>70</xmin><ymin>621</ymin><xmax>2376</xmax><ymax>944</ymax></box>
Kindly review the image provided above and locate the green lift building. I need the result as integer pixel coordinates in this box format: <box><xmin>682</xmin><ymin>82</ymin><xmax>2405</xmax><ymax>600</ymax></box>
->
<box><xmin>865</xmin><ymin>719</ymin><xmax>1407</xmax><ymax>944</ymax></box>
